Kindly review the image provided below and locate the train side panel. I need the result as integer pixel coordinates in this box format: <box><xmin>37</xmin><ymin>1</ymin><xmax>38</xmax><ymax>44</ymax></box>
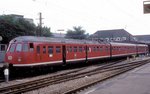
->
<box><xmin>136</xmin><ymin>44</ymin><xmax>148</xmax><ymax>55</ymax></box>
<box><xmin>66</xmin><ymin>44</ymin><xmax>86</xmax><ymax>64</ymax></box>
<box><xmin>87</xmin><ymin>44</ymin><xmax>110</xmax><ymax>61</ymax></box>
<box><xmin>33</xmin><ymin>42</ymin><xmax>63</xmax><ymax>65</ymax></box>
<box><xmin>111</xmin><ymin>43</ymin><xmax>137</xmax><ymax>58</ymax></box>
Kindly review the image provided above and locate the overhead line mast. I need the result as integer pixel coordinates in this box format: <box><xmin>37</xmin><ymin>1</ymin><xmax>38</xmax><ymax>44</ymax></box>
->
<box><xmin>38</xmin><ymin>12</ymin><xmax>44</xmax><ymax>36</ymax></box>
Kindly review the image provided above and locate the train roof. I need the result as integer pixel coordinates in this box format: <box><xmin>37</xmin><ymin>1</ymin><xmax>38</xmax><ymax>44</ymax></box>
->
<box><xmin>110</xmin><ymin>42</ymin><xmax>137</xmax><ymax>46</ymax></box>
<box><xmin>110</xmin><ymin>42</ymin><xmax>147</xmax><ymax>47</ymax></box>
<box><xmin>10</xmin><ymin>36</ymin><xmax>107</xmax><ymax>45</ymax></box>
<box><xmin>9</xmin><ymin>36</ymin><xmax>148</xmax><ymax>46</ymax></box>
<box><xmin>136</xmin><ymin>44</ymin><xmax>148</xmax><ymax>46</ymax></box>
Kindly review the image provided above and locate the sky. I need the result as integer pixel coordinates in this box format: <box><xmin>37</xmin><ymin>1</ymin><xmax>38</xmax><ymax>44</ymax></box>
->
<box><xmin>0</xmin><ymin>0</ymin><xmax>150</xmax><ymax>35</ymax></box>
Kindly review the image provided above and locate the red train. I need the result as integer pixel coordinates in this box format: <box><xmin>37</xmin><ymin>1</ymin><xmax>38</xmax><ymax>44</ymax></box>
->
<box><xmin>4</xmin><ymin>36</ymin><xmax>149</xmax><ymax>68</ymax></box>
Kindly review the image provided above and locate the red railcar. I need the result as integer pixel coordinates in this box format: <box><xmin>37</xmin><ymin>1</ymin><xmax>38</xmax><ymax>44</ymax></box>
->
<box><xmin>5</xmin><ymin>36</ymin><xmax>148</xmax><ymax>68</ymax></box>
<box><xmin>110</xmin><ymin>43</ymin><xmax>137</xmax><ymax>57</ymax></box>
<box><xmin>136</xmin><ymin>44</ymin><xmax>148</xmax><ymax>55</ymax></box>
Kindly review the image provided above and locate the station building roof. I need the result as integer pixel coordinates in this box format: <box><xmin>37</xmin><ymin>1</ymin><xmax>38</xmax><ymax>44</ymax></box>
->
<box><xmin>134</xmin><ymin>35</ymin><xmax>150</xmax><ymax>44</ymax></box>
<box><xmin>89</xmin><ymin>29</ymin><xmax>135</xmax><ymax>42</ymax></box>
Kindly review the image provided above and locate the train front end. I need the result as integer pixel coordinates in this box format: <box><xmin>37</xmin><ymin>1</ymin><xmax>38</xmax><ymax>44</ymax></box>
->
<box><xmin>5</xmin><ymin>37</ymin><xmax>34</xmax><ymax>68</ymax></box>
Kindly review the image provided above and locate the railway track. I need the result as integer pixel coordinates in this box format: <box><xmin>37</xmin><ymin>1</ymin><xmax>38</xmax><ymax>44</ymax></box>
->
<box><xmin>63</xmin><ymin>59</ymin><xmax>150</xmax><ymax>94</ymax></box>
<box><xmin>0</xmin><ymin>59</ymin><xmax>123</xmax><ymax>84</ymax></box>
<box><xmin>0</xmin><ymin>58</ymin><xmax>149</xmax><ymax>94</ymax></box>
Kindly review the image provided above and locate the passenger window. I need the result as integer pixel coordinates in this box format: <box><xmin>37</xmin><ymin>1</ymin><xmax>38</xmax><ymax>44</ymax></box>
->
<box><xmin>9</xmin><ymin>44</ymin><xmax>16</xmax><ymax>52</ymax></box>
<box><xmin>97</xmin><ymin>46</ymin><xmax>99</xmax><ymax>51</ymax></box>
<box><xmin>79</xmin><ymin>47</ymin><xmax>82</xmax><ymax>52</ymax></box>
<box><xmin>23</xmin><ymin>44</ymin><xmax>28</xmax><ymax>52</ymax></box>
<box><xmin>106</xmin><ymin>47</ymin><xmax>108</xmax><ymax>52</ymax></box>
<box><xmin>43</xmin><ymin>46</ymin><xmax>46</xmax><ymax>54</ymax></box>
<box><xmin>29</xmin><ymin>43</ymin><xmax>34</xmax><ymax>51</ymax></box>
<box><xmin>69</xmin><ymin>46</ymin><xmax>72</xmax><ymax>52</ymax></box>
<box><xmin>113</xmin><ymin>47</ymin><xmax>115</xmax><ymax>50</ymax></box>
<box><xmin>84</xmin><ymin>46</ymin><xmax>86</xmax><ymax>51</ymax></box>
<box><xmin>16</xmin><ymin>44</ymin><xmax>22</xmax><ymax>52</ymax></box>
<box><xmin>93</xmin><ymin>47</ymin><xmax>96</xmax><ymax>52</ymax></box>
<box><xmin>37</xmin><ymin>46</ymin><xmax>40</xmax><ymax>54</ymax></box>
<box><xmin>56</xmin><ymin>46</ymin><xmax>61</xmax><ymax>53</ymax></box>
<box><xmin>100</xmin><ymin>47</ymin><xmax>103</xmax><ymax>51</ymax></box>
<box><xmin>74</xmin><ymin>46</ymin><xmax>77</xmax><ymax>52</ymax></box>
<box><xmin>48</xmin><ymin>46</ymin><xmax>53</xmax><ymax>54</ymax></box>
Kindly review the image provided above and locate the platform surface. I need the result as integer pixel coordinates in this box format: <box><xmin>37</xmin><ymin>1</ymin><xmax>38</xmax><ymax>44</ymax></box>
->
<box><xmin>79</xmin><ymin>62</ymin><xmax>150</xmax><ymax>94</ymax></box>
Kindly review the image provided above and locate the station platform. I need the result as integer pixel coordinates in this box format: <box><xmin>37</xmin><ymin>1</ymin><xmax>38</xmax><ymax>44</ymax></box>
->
<box><xmin>79</xmin><ymin>61</ymin><xmax>150</xmax><ymax>94</ymax></box>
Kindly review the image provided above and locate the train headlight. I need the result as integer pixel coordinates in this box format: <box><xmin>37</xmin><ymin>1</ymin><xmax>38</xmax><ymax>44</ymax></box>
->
<box><xmin>8</xmin><ymin>56</ymin><xmax>12</xmax><ymax>60</ymax></box>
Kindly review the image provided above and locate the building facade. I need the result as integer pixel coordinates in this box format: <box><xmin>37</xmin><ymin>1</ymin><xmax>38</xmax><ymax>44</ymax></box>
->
<box><xmin>89</xmin><ymin>29</ymin><xmax>136</xmax><ymax>42</ymax></box>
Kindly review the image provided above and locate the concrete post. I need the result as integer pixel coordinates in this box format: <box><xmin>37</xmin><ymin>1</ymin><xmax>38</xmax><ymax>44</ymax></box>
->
<box><xmin>3</xmin><ymin>63</ymin><xmax>9</xmax><ymax>83</ymax></box>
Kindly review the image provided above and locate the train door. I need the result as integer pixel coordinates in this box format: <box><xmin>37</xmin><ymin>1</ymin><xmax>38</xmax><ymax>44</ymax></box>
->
<box><xmin>62</xmin><ymin>45</ymin><xmax>66</xmax><ymax>65</ymax></box>
<box><xmin>85</xmin><ymin>45</ymin><xmax>88</xmax><ymax>63</ymax></box>
<box><xmin>41</xmin><ymin>45</ymin><xmax>48</xmax><ymax>62</ymax></box>
<box><xmin>28</xmin><ymin>43</ymin><xmax>35</xmax><ymax>63</ymax></box>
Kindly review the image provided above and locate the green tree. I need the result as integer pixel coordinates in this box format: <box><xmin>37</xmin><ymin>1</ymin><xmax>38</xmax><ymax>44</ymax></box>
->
<box><xmin>0</xmin><ymin>15</ymin><xmax>36</xmax><ymax>44</ymax></box>
<box><xmin>36</xmin><ymin>26</ymin><xmax>52</xmax><ymax>37</ymax></box>
<box><xmin>66</xmin><ymin>26</ymin><xmax>87</xmax><ymax>39</ymax></box>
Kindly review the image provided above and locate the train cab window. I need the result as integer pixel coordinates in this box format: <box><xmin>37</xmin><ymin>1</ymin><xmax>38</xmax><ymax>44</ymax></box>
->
<box><xmin>29</xmin><ymin>43</ymin><xmax>34</xmax><ymax>51</ymax></box>
<box><xmin>37</xmin><ymin>46</ymin><xmax>40</xmax><ymax>54</ymax></box>
<box><xmin>56</xmin><ymin>46</ymin><xmax>61</xmax><ymax>53</ymax></box>
<box><xmin>74</xmin><ymin>46</ymin><xmax>77</xmax><ymax>52</ymax></box>
<box><xmin>9</xmin><ymin>44</ymin><xmax>16</xmax><ymax>52</ymax></box>
<box><xmin>23</xmin><ymin>44</ymin><xmax>28</xmax><ymax>52</ymax></box>
<box><xmin>48</xmin><ymin>46</ymin><xmax>53</xmax><ymax>54</ymax></box>
<box><xmin>16</xmin><ymin>44</ymin><xmax>22</xmax><ymax>52</ymax></box>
